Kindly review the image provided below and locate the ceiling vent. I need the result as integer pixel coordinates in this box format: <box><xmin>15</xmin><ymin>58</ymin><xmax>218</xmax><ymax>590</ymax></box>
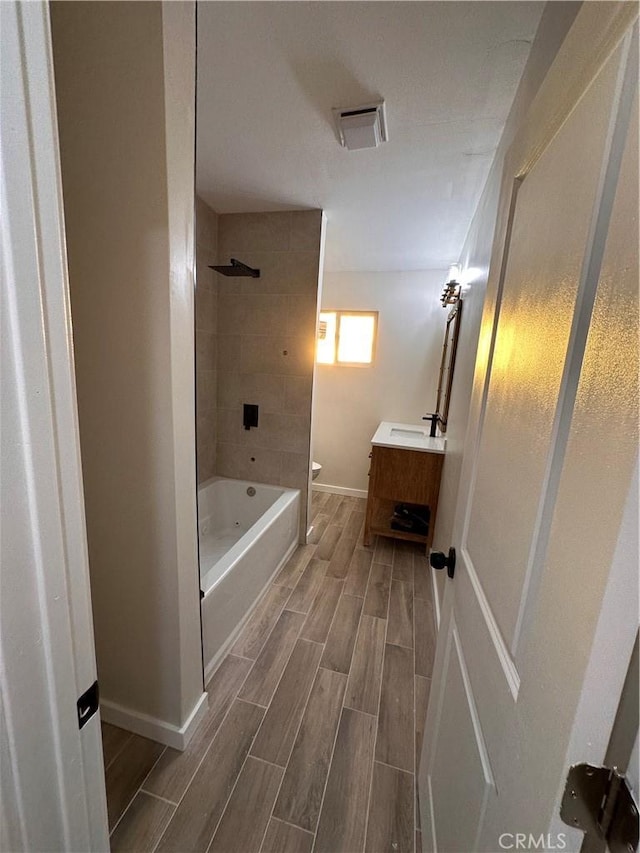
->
<box><xmin>333</xmin><ymin>101</ymin><xmax>388</xmax><ymax>151</ymax></box>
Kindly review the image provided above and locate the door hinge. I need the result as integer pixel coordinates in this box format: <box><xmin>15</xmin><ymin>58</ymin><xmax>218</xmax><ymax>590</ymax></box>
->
<box><xmin>77</xmin><ymin>680</ymin><xmax>99</xmax><ymax>730</ymax></box>
<box><xmin>560</xmin><ymin>763</ymin><xmax>639</xmax><ymax>853</ymax></box>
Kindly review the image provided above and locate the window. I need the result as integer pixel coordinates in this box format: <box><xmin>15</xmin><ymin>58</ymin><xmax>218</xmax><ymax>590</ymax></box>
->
<box><xmin>316</xmin><ymin>310</ymin><xmax>378</xmax><ymax>365</ymax></box>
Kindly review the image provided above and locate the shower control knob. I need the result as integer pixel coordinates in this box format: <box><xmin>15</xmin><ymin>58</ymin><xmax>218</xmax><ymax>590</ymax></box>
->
<box><xmin>430</xmin><ymin>547</ymin><xmax>456</xmax><ymax>579</ymax></box>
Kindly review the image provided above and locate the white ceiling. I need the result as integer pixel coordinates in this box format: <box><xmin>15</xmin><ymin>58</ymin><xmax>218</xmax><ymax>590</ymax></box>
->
<box><xmin>196</xmin><ymin>2</ymin><xmax>543</xmax><ymax>272</ymax></box>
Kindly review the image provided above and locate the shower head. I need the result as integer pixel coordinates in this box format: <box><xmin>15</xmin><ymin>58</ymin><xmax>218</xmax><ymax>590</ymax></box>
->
<box><xmin>209</xmin><ymin>258</ymin><xmax>260</xmax><ymax>278</ymax></box>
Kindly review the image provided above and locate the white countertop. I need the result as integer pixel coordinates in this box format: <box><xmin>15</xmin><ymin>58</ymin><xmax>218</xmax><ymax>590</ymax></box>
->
<box><xmin>371</xmin><ymin>421</ymin><xmax>446</xmax><ymax>454</ymax></box>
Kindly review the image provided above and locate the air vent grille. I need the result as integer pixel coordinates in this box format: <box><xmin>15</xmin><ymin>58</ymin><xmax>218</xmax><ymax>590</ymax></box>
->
<box><xmin>333</xmin><ymin>101</ymin><xmax>388</xmax><ymax>150</ymax></box>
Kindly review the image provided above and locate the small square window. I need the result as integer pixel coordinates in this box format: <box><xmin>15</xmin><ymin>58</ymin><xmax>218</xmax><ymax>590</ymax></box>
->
<box><xmin>316</xmin><ymin>310</ymin><xmax>378</xmax><ymax>366</ymax></box>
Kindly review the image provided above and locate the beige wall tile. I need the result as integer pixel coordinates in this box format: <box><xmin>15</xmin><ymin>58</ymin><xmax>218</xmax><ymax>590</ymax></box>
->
<box><xmin>195</xmin><ymin>286</ymin><xmax>216</xmax><ymax>333</ymax></box>
<box><xmin>195</xmin><ymin>198</ymin><xmax>219</xmax><ymax>483</ymax></box>
<box><xmin>216</xmin><ymin>293</ymin><xmax>245</xmax><ymax>333</ymax></box>
<box><xmin>197</xmin><ymin>441</ymin><xmax>211</xmax><ymax>484</ymax></box>
<box><xmin>216</xmin><ymin>371</ymin><xmax>240</xmax><ymax>411</ymax></box>
<box><xmin>218</xmin><ymin>293</ymin><xmax>288</xmax><ymax>337</ymax></box>
<box><xmin>196</xmin><ymin>369</ymin><xmax>215</xmax><ymax>416</ymax></box>
<box><xmin>217</xmin><ymin>442</ymin><xmax>283</xmax><ymax>484</ymax></box>
<box><xmin>196</xmin><ymin>259</ymin><xmax>216</xmax><ymax>293</ymax></box>
<box><xmin>239</xmin><ymin>373</ymin><xmax>286</xmax><ymax>414</ymax></box>
<box><xmin>285</xmin><ymin>294</ymin><xmax>318</xmax><ymax>339</ymax></box>
<box><xmin>238</xmin><ymin>253</ymin><xmax>291</xmax><ymax>295</ymax></box>
<box><xmin>219</xmin><ymin>211</ymin><xmax>291</xmax><ymax>255</ymax></box>
<box><xmin>284</xmin><ymin>375</ymin><xmax>313</xmax><ymax>417</ymax></box>
<box><xmin>290</xmin><ymin>472</ymin><xmax>309</xmax><ymax>499</ymax></box>
<box><xmin>239</xmin><ymin>336</ymin><xmax>285</xmax><ymax>375</ymax></box>
<box><xmin>209</xmin><ymin>377</ymin><xmax>218</xmax><ymax>417</ymax></box>
<box><xmin>289</xmin><ymin>210</ymin><xmax>322</xmax><ymax>251</ymax></box>
<box><xmin>231</xmin><ymin>251</ymin><xmax>319</xmax><ymax>296</ymax></box>
<box><xmin>217</xmin><ymin>335</ymin><xmax>241</xmax><ymax>371</ymax></box>
<box><xmin>196</xmin><ymin>330</ymin><xmax>217</xmax><ymax>373</ymax></box>
<box><xmin>212</xmin><ymin>210</ymin><xmax>322</xmax><ymax>540</ymax></box>
<box><xmin>280</xmin><ymin>452</ymin><xmax>310</xmax><ymax>490</ymax></box>
<box><xmin>280</xmin><ymin>452</ymin><xmax>310</xmax><ymax>542</ymax></box>
<box><xmin>215</xmin><ymin>251</ymin><xmax>319</xmax><ymax>296</ymax></box>
<box><xmin>282</xmin><ymin>251</ymin><xmax>322</xmax><ymax>294</ymax></box>
<box><xmin>215</xmin><ymin>441</ymin><xmax>245</xmax><ymax>481</ymax></box>
<box><xmin>207</xmin><ymin>443</ymin><xmax>217</xmax><ymax>481</ymax></box>
<box><xmin>238</xmin><ymin>251</ymin><xmax>320</xmax><ymax>296</ymax></box>
<box><xmin>196</xmin><ymin>241</ymin><xmax>215</xmax><ymax>264</ymax></box>
<box><xmin>197</xmin><ymin>431</ymin><xmax>210</xmax><ymax>480</ymax></box>
<box><xmin>195</xmin><ymin>196</ymin><xmax>209</xmax><ymax>247</ymax></box>
<box><xmin>197</xmin><ymin>412</ymin><xmax>215</xmax><ymax>445</ymax></box>
<box><xmin>196</xmin><ymin>195</ymin><xmax>218</xmax><ymax>253</ymax></box>
<box><xmin>197</xmin><ymin>407</ymin><xmax>217</xmax><ymax>483</ymax></box>
<box><xmin>241</xmin><ymin>335</ymin><xmax>314</xmax><ymax>376</ymax></box>
<box><xmin>215</xmin><ymin>272</ymin><xmax>245</xmax><ymax>296</ymax></box>
<box><xmin>208</xmin><ymin>292</ymin><xmax>218</xmax><ymax>332</ymax></box>
<box><xmin>219</xmin><ymin>372</ymin><xmax>286</xmax><ymax>414</ymax></box>
<box><xmin>217</xmin><ymin>408</ymin><xmax>245</xmax><ymax>446</ymax></box>
<box><xmin>244</xmin><ymin>293</ymin><xmax>288</xmax><ymax>336</ymax></box>
<box><xmin>243</xmin><ymin>412</ymin><xmax>310</xmax><ymax>454</ymax></box>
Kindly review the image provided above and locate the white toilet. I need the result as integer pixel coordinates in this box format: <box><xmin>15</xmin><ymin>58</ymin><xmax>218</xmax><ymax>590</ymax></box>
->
<box><xmin>312</xmin><ymin>461</ymin><xmax>322</xmax><ymax>480</ymax></box>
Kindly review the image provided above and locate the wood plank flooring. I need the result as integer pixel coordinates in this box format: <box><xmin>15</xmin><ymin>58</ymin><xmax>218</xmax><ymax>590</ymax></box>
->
<box><xmin>104</xmin><ymin>490</ymin><xmax>437</xmax><ymax>852</ymax></box>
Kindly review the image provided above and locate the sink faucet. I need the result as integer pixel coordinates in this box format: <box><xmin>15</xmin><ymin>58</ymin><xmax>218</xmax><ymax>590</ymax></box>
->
<box><xmin>422</xmin><ymin>413</ymin><xmax>439</xmax><ymax>437</ymax></box>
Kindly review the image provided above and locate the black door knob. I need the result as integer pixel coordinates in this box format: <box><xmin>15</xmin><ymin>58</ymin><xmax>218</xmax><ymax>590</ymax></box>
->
<box><xmin>430</xmin><ymin>547</ymin><xmax>456</xmax><ymax>579</ymax></box>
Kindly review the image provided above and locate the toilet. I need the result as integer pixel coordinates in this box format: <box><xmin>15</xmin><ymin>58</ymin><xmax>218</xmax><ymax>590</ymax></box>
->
<box><xmin>312</xmin><ymin>461</ymin><xmax>322</xmax><ymax>480</ymax></box>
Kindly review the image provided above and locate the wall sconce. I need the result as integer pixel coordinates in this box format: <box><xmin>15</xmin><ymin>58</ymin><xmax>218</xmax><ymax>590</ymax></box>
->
<box><xmin>440</xmin><ymin>264</ymin><xmax>462</xmax><ymax>307</ymax></box>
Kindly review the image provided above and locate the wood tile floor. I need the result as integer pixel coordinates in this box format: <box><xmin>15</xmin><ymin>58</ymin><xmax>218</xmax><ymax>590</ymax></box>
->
<box><xmin>102</xmin><ymin>491</ymin><xmax>437</xmax><ymax>853</ymax></box>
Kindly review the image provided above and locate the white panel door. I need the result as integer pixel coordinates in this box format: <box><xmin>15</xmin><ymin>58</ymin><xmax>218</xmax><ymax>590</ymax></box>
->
<box><xmin>420</xmin><ymin>8</ymin><xmax>638</xmax><ymax>851</ymax></box>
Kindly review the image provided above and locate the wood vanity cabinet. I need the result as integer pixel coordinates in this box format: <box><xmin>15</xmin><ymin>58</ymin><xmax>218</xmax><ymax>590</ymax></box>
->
<box><xmin>363</xmin><ymin>445</ymin><xmax>444</xmax><ymax>551</ymax></box>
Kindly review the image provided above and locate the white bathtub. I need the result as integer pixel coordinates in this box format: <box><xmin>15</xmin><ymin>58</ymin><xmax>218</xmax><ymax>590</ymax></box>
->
<box><xmin>198</xmin><ymin>476</ymin><xmax>300</xmax><ymax>680</ymax></box>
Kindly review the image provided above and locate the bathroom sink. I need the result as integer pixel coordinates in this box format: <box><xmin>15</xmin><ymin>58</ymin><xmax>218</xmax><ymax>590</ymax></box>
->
<box><xmin>371</xmin><ymin>421</ymin><xmax>446</xmax><ymax>454</ymax></box>
<box><xmin>390</xmin><ymin>427</ymin><xmax>427</xmax><ymax>439</ymax></box>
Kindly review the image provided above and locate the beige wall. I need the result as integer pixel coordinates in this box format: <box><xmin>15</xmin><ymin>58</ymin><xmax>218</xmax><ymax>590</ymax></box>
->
<box><xmin>312</xmin><ymin>270</ymin><xmax>447</xmax><ymax>494</ymax></box>
<box><xmin>214</xmin><ymin>211</ymin><xmax>324</xmax><ymax>540</ymax></box>
<box><xmin>51</xmin><ymin>1</ymin><xmax>204</xmax><ymax>734</ymax></box>
<box><xmin>195</xmin><ymin>198</ymin><xmax>219</xmax><ymax>483</ymax></box>
<box><xmin>431</xmin><ymin>1</ymin><xmax>581</xmax><ymax>603</ymax></box>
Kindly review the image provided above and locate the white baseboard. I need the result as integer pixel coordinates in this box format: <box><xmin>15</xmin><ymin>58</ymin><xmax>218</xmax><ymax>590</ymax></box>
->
<box><xmin>100</xmin><ymin>690</ymin><xmax>209</xmax><ymax>752</ymax></box>
<box><xmin>312</xmin><ymin>483</ymin><xmax>368</xmax><ymax>499</ymax></box>
<box><xmin>202</xmin><ymin>538</ymin><xmax>298</xmax><ymax>685</ymax></box>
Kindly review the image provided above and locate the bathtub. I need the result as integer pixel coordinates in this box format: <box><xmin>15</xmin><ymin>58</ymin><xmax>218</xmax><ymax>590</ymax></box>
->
<box><xmin>198</xmin><ymin>476</ymin><xmax>300</xmax><ymax>680</ymax></box>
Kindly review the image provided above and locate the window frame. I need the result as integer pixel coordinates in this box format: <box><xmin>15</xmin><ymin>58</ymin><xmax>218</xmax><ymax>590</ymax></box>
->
<box><xmin>317</xmin><ymin>309</ymin><xmax>379</xmax><ymax>367</ymax></box>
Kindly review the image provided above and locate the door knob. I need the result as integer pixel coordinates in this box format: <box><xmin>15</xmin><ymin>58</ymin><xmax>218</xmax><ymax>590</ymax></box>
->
<box><xmin>430</xmin><ymin>547</ymin><xmax>456</xmax><ymax>579</ymax></box>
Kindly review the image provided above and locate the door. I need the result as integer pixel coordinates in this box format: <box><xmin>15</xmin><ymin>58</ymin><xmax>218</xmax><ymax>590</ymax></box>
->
<box><xmin>419</xmin><ymin>5</ymin><xmax>638</xmax><ymax>851</ymax></box>
<box><xmin>1</xmin><ymin>2</ymin><xmax>109</xmax><ymax>849</ymax></box>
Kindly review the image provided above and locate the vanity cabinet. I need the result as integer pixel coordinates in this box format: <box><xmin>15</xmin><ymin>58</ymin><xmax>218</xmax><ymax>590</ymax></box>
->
<box><xmin>364</xmin><ymin>440</ymin><xmax>444</xmax><ymax>551</ymax></box>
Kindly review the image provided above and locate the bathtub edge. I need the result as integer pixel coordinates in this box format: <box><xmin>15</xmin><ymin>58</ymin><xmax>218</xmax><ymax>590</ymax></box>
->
<box><xmin>202</xmin><ymin>537</ymin><xmax>298</xmax><ymax>685</ymax></box>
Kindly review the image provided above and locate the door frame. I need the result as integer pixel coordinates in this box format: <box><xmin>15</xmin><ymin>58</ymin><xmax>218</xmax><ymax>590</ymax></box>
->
<box><xmin>548</xmin><ymin>460</ymin><xmax>638</xmax><ymax>849</ymax></box>
<box><xmin>1</xmin><ymin>1</ymin><xmax>109</xmax><ymax>849</ymax></box>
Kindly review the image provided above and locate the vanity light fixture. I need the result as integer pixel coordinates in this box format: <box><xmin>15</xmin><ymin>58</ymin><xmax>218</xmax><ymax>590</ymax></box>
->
<box><xmin>441</xmin><ymin>264</ymin><xmax>462</xmax><ymax>307</ymax></box>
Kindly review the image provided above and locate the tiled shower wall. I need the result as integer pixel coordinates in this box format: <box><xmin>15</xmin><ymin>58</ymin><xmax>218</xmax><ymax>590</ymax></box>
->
<box><xmin>195</xmin><ymin>197</ymin><xmax>219</xmax><ymax>483</ymax></box>
<box><xmin>216</xmin><ymin>210</ymin><xmax>323</xmax><ymax>541</ymax></box>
